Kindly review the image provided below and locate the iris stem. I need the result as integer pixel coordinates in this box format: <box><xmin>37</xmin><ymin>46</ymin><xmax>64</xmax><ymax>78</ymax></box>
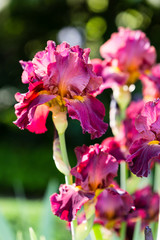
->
<box><xmin>133</xmin><ymin>218</ymin><xmax>141</xmax><ymax>240</ymax></box>
<box><xmin>154</xmin><ymin>163</ymin><xmax>160</xmax><ymax>240</ymax></box>
<box><xmin>154</xmin><ymin>163</ymin><xmax>160</xmax><ymax>193</ymax></box>
<box><xmin>157</xmin><ymin>209</ymin><xmax>160</xmax><ymax>240</ymax></box>
<box><xmin>120</xmin><ymin>161</ymin><xmax>126</xmax><ymax>190</ymax></box>
<box><xmin>120</xmin><ymin>222</ymin><xmax>126</xmax><ymax>240</ymax></box>
<box><xmin>58</xmin><ymin>132</ymin><xmax>77</xmax><ymax>240</ymax></box>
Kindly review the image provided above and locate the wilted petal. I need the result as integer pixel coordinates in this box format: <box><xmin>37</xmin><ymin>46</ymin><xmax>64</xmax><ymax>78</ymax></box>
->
<box><xmin>50</xmin><ymin>184</ymin><xmax>94</xmax><ymax>222</ymax></box>
<box><xmin>71</xmin><ymin>144</ymin><xmax>118</xmax><ymax>191</ymax></box>
<box><xmin>65</xmin><ymin>95</ymin><xmax>108</xmax><ymax>139</ymax></box>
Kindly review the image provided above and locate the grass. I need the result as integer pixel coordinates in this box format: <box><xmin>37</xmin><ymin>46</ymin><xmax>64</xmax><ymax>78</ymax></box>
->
<box><xmin>0</xmin><ymin>182</ymin><xmax>71</xmax><ymax>240</ymax></box>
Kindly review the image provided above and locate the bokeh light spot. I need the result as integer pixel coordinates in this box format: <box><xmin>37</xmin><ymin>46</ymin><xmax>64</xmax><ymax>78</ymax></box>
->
<box><xmin>86</xmin><ymin>17</ymin><xmax>107</xmax><ymax>40</ymax></box>
<box><xmin>116</xmin><ymin>9</ymin><xmax>144</xmax><ymax>29</ymax></box>
<box><xmin>0</xmin><ymin>86</ymin><xmax>17</xmax><ymax>110</ymax></box>
<box><xmin>87</xmin><ymin>0</ymin><xmax>108</xmax><ymax>13</ymax></box>
<box><xmin>0</xmin><ymin>0</ymin><xmax>10</xmax><ymax>11</ymax></box>
<box><xmin>57</xmin><ymin>27</ymin><xmax>84</xmax><ymax>46</ymax></box>
<box><xmin>146</xmin><ymin>0</ymin><xmax>160</xmax><ymax>8</ymax></box>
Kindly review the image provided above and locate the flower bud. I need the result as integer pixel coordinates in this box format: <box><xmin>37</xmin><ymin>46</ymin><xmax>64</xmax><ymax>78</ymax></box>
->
<box><xmin>113</xmin><ymin>85</ymin><xmax>131</xmax><ymax>111</ymax></box>
<box><xmin>52</xmin><ymin>105</ymin><xmax>68</xmax><ymax>134</ymax></box>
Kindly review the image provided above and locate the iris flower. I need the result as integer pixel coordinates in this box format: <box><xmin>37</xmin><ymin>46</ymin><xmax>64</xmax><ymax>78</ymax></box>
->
<box><xmin>140</xmin><ymin>63</ymin><xmax>160</xmax><ymax>100</ymax></box>
<box><xmin>14</xmin><ymin>41</ymin><xmax>108</xmax><ymax>139</ymax></box>
<box><xmin>92</xmin><ymin>27</ymin><xmax>156</xmax><ymax>95</ymax></box>
<box><xmin>127</xmin><ymin>99</ymin><xmax>160</xmax><ymax>177</ymax></box>
<box><xmin>50</xmin><ymin>144</ymin><xmax>118</xmax><ymax>222</ymax></box>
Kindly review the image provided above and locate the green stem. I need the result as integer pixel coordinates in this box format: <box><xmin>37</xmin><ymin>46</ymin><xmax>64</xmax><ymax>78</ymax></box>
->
<box><xmin>58</xmin><ymin>132</ymin><xmax>77</xmax><ymax>240</ymax></box>
<box><xmin>71</xmin><ymin>220</ymin><xmax>77</xmax><ymax>240</ymax></box>
<box><xmin>120</xmin><ymin>161</ymin><xmax>126</xmax><ymax>190</ymax></box>
<box><xmin>157</xmin><ymin>207</ymin><xmax>160</xmax><ymax>240</ymax></box>
<box><xmin>154</xmin><ymin>163</ymin><xmax>160</xmax><ymax>240</ymax></box>
<box><xmin>154</xmin><ymin>163</ymin><xmax>160</xmax><ymax>193</ymax></box>
<box><xmin>132</xmin><ymin>218</ymin><xmax>141</xmax><ymax>240</ymax></box>
<box><xmin>120</xmin><ymin>222</ymin><xmax>126</xmax><ymax>240</ymax></box>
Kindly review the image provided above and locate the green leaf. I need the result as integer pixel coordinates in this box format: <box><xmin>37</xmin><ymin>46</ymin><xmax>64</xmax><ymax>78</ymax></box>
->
<box><xmin>92</xmin><ymin>224</ymin><xmax>103</xmax><ymax>240</ymax></box>
<box><xmin>120</xmin><ymin>222</ymin><xmax>126</xmax><ymax>240</ymax></box>
<box><xmin>39</xmin><ymin>236</ymin><xmax>46</xmax><ymax>240</ymax></box>
<box><xmin>0</xmin><ymin>212</ymin><xmax>15</xmax><ymax>240</ymax></box>
<box><xmin>16</xmin><ymin>231</ymin><xmax>24</xmax><ymax>240</ymax></box>
<box><xmin>29</xmin><ymin>228</ymin><xmax>38</xmax><ymax>240</ymax></box>
<box><xmin>38</xmin><ymin>180</ymin><xmax>58</xmax><ymax>240</ymax></box>
<box><xmin>75</xmin><ymin>213</ymin><xmax>95</xmax><ymax>240</ymax></box>
<box><xmin>133</xmin><ymin>218</ymin><xmax>141</xmax><ymax>240</ymax></box>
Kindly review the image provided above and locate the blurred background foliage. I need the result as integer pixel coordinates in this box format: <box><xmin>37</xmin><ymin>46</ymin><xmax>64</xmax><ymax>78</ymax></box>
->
<box><xmin>1</xmin><ymin>0</ymin><xmax>160</xmax><ymax>198</ymax></box>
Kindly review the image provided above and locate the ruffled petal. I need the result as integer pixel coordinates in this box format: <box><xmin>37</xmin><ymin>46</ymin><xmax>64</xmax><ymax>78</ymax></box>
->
<box><xmin>65</xmin><ymin>95</ymin><xmax>108</xmax><ymax>139</ymax></box>
<box><xmin>95</xmin><ymin>187</ymin><xmax>133</xmax><ymax>225</ymax></box>
<box><xmin>55</xmin><ymin>48</ymin><xmax>90</xmax><ymax>97</ymax></box>
<box><xmin>101</xmin><ymin>137</ymin><xmax>126</xmax><ymax>162</ymax></box>
<box><xmin>27</xmin><ymin>104</ymin><xmax>50</xmax><ymax>133</ymax></box>
<box><xmin>127</xmin><ymin>138</ymin><xmax>160</xmax><ymax>177</ymax></box>
<box><xmin>20</xmin><ymin>60</ymin><xmax>38</xmax><ymax>84</ymax></box>
<box><xmin>71</xmin><ymin>144</ymin><xmax>118</xmax><ymax>191</ymax></box>
<box><xmin>14</xmin><ymin>86</ymin><xmax>55</xmax><ymax>133</ymax></box>
<box><xmin>100</xmin><ymin>27</ymin><xmax>156</xmax><ymax>71</ymax></box>
<box><xmin>135</xmin><ymin>100</ymin><xmax>160</xmax><ymax>134</ymax></box>
<box><xmin>50</xmin><ymin>184</ymin><xmax>94</xmax><ymax>222</ymax></box>
<box><xmin>140</xmin><ymin>64</ymin><xmax>160</xmax><ymax>100</ymax></box>
<box><xmin>33</xmin><ymin>41</ymin><xmax>56</xmax><ymax>77</ymax></box>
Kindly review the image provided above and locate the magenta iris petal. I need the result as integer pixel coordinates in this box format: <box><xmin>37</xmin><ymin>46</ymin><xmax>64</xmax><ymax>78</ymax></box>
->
<box><xmin>14</xmin><ymin>91</ymin><xmax>55</xmax><ymax>133</ymax></box>
<box><xmin>127</xmin><ymin>138</ymin><xmax>160</xmax><ymax>177</ymax></box>
<box><xmin>91</xmin><ymin>58</ymin><xmax>127</xmax><ymax>96</ymax></box>
<box><xmin>100</xmin><ymin>27</ymin><xmax>156</xmax><ymax>71</ymax></box>
<box><xmin>20</xmin><ymin>60</ymin><xmax>37</xmax><ymax>84</ymax></box>
<box><xmin>95</xmin><ymin>187</ymin><xmax>133</xmax><ymax>225</ymax></box>
<box><xmin>126</xmin><ymin>99</ymin><xmax>160</xmax><ymax>177</ymax></box>
<box><xmin>33</xmin><ymin>41</ymin><xmax>56</xmax><ymax>78</ymax></box>
<box><xmin>65</xmin><ymin>95</ymin><xmax>108</xmax><ymax>139</ymax></box>
<box><xmin>15</xmin><ymin>41</ymin><xmax>106</xmax><ymax>137</ymax></box>
<box><xmin>27</xmin><ymin>104</ymin><xmax>50</xmax><ymax>133</ymax></box>
<box><xmin>140</xmin><ymin>64</ymin><xmax>160</xmax><ymax>100</ymax></box>
<box><xmin>101</xmin><ymin>137</ymin><xmax>126</xmax><ymax>162</ymax></box>
<box><xmin>126</xmin><ymin>186</ymin><xmax>159</xmax><ymax>240</ymax></box>
<box><xmin>71</xmin><ymin>144</ymin><xmax>118</xmax><ymax>191</ymax></box>
<box><xmin>50</xmin><ymin>184</ymin><xmax>94</xmax><ymax>222</ymax></box>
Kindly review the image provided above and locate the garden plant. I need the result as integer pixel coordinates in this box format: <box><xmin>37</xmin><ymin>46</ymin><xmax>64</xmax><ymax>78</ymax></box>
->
<box><xmin>14</xmin><ymin>27</ymin><xmax>160</xmax><ymax>240</ymax></box>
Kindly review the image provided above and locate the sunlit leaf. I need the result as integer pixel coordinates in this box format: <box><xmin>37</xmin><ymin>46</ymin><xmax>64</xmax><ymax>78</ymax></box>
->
<box><xmin>29</xmin><ymin>228</ymin><xmax>38</xmax><ymax>240</ymax></box>
<box><xmin>38</xmin><ymin>180</ymin><xmax>58</xmax><ymax>240</ymax></box>
<box><xmin>0</xmin><ymin>212</ymin><xmax>15</xmax><ymax>240</ymax></box>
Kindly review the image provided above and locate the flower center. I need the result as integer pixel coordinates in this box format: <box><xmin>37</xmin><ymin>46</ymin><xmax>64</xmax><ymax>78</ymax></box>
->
<box><xmin>148</xmin><ymin>140</ymin><xmax>159</xmax><ymax>145</ymax></box>
<box><xmin>126</xmin><ymin>65</ymin><xmax>140</xmax><ymax>85</ymax></box>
